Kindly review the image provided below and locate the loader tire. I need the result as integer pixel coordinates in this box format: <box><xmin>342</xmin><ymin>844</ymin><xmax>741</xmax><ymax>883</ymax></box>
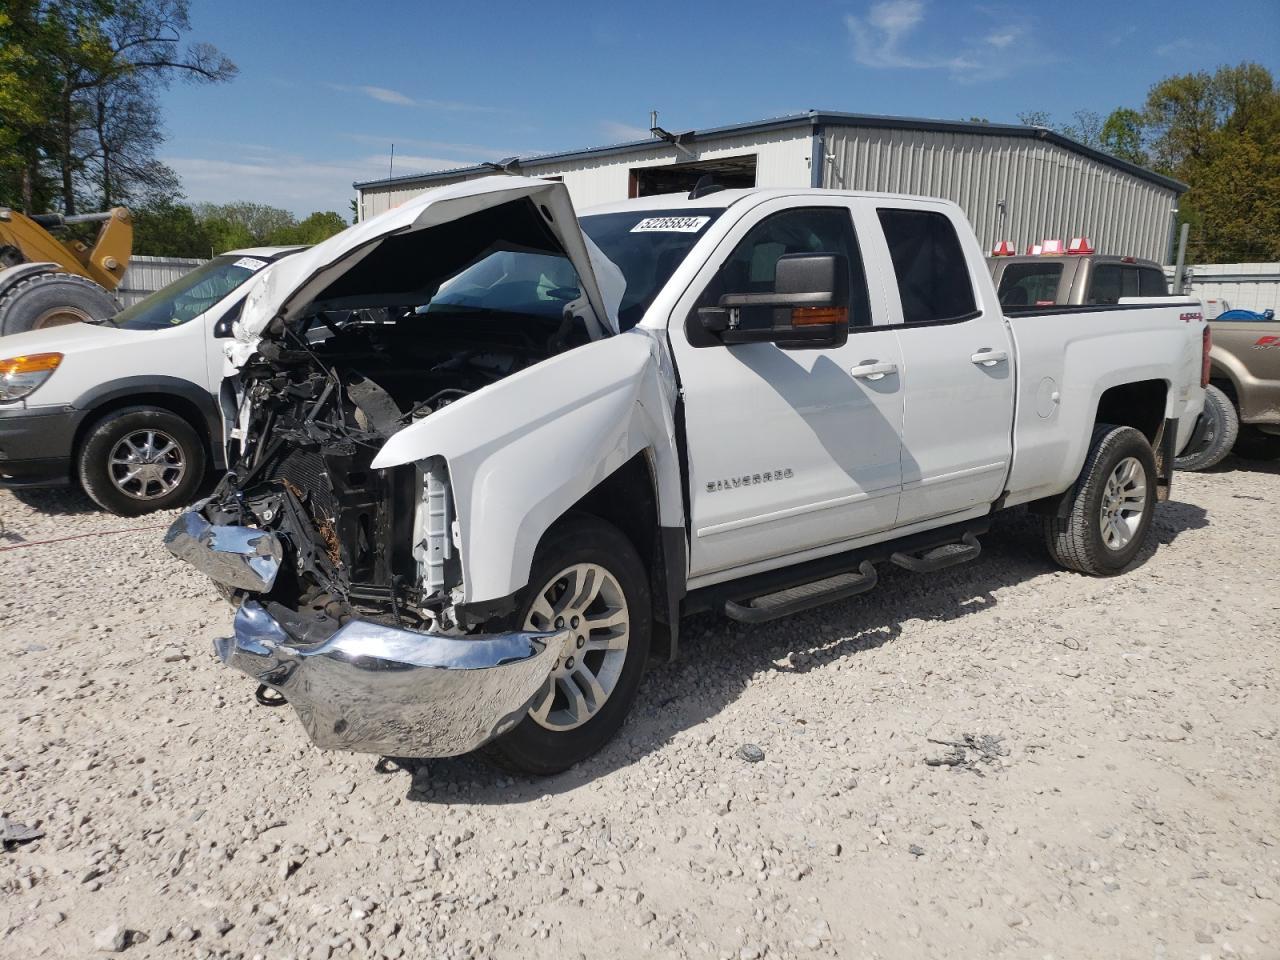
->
<box><xmin>0</xmin><ymin>272</ymin><xmax>119</xmax><ymax>335</ymax></box>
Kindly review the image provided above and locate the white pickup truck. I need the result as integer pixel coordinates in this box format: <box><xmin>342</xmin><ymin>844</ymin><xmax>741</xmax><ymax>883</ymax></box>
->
<box><xmin>164</xmin><ymin>177</ymin><xmax>1207</xmax><ymax>774</ymax></box>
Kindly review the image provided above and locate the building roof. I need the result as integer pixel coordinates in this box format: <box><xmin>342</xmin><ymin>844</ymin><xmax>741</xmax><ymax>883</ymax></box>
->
<box><xmin>352</xmin><ymin>110</ymin><xmax>1188</xmax><ymax>195</ymax></box>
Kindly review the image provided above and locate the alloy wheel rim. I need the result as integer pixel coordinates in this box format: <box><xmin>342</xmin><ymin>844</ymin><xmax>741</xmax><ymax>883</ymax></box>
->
<box><xmin>523</xmin><ymin>562</ymin><xmax>629</xmax><ymax>732</ymax></box>
<box><xmin>33</xmin><ymin>305</ymin><xmax>92</xmax><ymax>329</ymax></box>
<box><xmin>1099</xmin><ymin>456</ymin><xmax>1147</xmax><ymax>551</ymax></box>
<box><xmin>108</xmin><ymin>429</ymin><xmax>186</xmax><ymax>500</ymax></box>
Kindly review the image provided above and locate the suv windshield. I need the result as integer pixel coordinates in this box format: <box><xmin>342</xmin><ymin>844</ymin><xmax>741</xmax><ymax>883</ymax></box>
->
<box><xmin>580</xmin><ymin>209</ymin><xmax>723</xmax><ymax>329</ymax></box>
<box><xmin>425</xmin><ymin>250</ymin><xmax>581</xmax><ymax>319</ymax></box>
<box><xmin>110</xmin><ymin>254</ymin><xmax>278</xmax><ymax>330</ymax></box>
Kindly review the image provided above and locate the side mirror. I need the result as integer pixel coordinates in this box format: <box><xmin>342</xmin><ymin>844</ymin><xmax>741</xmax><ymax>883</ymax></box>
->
<box><xmin>697</xmin><ymin>253</ymin><xmax>849</xmax><ymax>348</ymax></box>
<box><xmin>212</xmin><ymin>299</ymin><xmax>244</xmax><ymax>338</ymax></box>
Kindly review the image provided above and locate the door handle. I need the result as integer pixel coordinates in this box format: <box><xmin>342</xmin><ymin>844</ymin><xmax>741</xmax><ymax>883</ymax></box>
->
<box><xmin>850</xmin><ymin>361</ymin><xmax>898</xmax><ymax>381</ymax></box>
<box><xmin>970</xmin><ymin>349</ymin><xmax>1008</xmax><ymax>366</ymax></box>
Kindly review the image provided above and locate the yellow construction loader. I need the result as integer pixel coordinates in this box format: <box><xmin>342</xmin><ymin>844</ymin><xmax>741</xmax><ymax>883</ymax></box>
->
<box><xmin>0</xmin><ymin>206</ymin><xmax>132</xmax><ymax>335</ymax></box>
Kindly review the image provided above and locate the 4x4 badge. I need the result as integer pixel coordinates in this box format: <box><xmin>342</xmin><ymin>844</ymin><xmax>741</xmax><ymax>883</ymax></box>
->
<box><xmin>706</xmin><ymin>468</ymin><xmax>794</xmax><ymax>493</ymax></box>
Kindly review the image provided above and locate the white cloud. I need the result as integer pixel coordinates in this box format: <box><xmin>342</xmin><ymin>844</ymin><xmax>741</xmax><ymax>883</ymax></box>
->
<box><xmin>165</xmin><ymin>147</ymin><xmax>479</xmax><ymax>215</ymax></box>
<box><xmin>358</xmin><ymin>85</ymin><xmax>415</xmax><ymax>106</ymax></box>
<box><xmin>845</xmin><ymin>0</ymin><xmax>977</xmax><ymax>71</ymax></box>
<box><xmin>324</xmin><ymin>83</ymin><xmax>498</xmax><ymax>112</ymax></box>
<box><xmin>1156</xmin><ymin>38</ymin><xmax>1195</xmax><ymax>57</ymax></box>
<box><xmin>845</xmin><ymin>1</ymin><xmax>1054</xmax><ymax>81</ymax></box>
<box><xmin>600</xmin><ymin>120</ymin><xmax>653</xmax><ymax>142</ymax></box>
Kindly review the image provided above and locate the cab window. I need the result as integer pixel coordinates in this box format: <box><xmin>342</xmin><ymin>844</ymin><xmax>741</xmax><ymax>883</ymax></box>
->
<box><xmin>697</xmin><ymin>207</ymin><xmax>871</xmax><ymax>335</ymax></box>
<box><xmin>877</xmin><ymin>209</ymin><xmax>977</xmax><ymax>324</ymax></box>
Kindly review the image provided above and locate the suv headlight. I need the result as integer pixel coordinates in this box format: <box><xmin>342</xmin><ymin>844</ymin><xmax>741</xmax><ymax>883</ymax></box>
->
<box><xmin>0</xmin><ymin>353</ymin><xmax>63</xmax><ymax>402</ymax></box>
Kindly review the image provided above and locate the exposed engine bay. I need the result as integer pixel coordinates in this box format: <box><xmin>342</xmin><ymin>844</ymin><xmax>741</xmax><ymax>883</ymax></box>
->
<box><xmin>202</xmin><ymin>306</ymin><xmax>590</xmax><ymax>636</ymax></box>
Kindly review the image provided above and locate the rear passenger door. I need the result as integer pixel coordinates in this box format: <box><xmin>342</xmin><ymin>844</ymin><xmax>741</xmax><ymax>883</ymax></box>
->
<box><xmin>875</xmin><ymin>204</ymin><xmax>1016</xmax><ymax>526</ymax></box>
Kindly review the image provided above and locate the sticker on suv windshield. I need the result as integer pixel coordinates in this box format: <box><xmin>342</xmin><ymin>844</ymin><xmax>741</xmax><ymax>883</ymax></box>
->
<box><xmin>232</xmin><ymin>257</ymin><xmax>268</xmax><ymax>271</ymax></box>
<box><xmin>630</xmin><ymin>216</ymin><xmax>711</xmax><ymax>233</ymax></box>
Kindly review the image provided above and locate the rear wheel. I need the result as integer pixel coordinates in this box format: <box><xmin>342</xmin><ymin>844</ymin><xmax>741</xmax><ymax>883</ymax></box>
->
<box><xmin>492</xmin><ymin>514</ymin><xmax>650</xmax><ymax>775</ymax></box>
<box><xmin>1174</xmin><ymin>384</ymin><xmax>1238</xmax><ymax>471</ymax></box>
<box><xmin>1043</xmin><ymin>424</ymin><xmax>1157</xmax><ymax>576</ymax></box>
<box><xmin>0</xmin><ymin>272</ymin><xmax>118</xmax><ymax>335</ymax></box>
<box><xmin>1233</xmin><ymin>425</ymin><xmax>1280</xmax><ymax>461</ymax></box>
<box><xmin>78</xmin><ymin>407</ymin><xmax>206</xmax><ymax>516</ymax></box>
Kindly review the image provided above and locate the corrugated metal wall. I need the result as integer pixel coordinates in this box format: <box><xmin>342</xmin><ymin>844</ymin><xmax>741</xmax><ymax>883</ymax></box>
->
<box><xmin>116</xmin><ymin>255</ymin><xmax>207</xmax><ymax>307</ymax></box>
<box><xmin>358</xmin><ymin>123</ymin><xmax>1179</xmax><ymax>264</ymax></box>
<box><xmin>823</xmin><ymin>125</ymin><xmax>1177</xmax><ymax>262</ymax></box>
<box><xmin>359</xmin><ymin>128</ymin><xmax>813</xmax><ymax>218</ymax></box>
<box><xmin>1165</xmin><ymin>262</ymin><xmax>1280</xmax><ymax>315</ymax></box>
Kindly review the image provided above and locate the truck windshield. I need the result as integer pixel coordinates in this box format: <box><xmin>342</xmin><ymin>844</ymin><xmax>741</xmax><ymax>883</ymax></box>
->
<box><xmin>110</xmin><ymin>254</ymin><xmax>276</xmax><ymax>330</ymax></box>
<box><xmin>579</xmin><ymin>209</ymin><xmax>723</xmax><ymax>329</ymax></box>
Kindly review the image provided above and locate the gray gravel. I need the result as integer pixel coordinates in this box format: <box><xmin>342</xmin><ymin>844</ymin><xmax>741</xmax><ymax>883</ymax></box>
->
<box><xmin>1</xmin><ymin>460</ymin><xmax>1278</xmax><ymax>959</ymax></box>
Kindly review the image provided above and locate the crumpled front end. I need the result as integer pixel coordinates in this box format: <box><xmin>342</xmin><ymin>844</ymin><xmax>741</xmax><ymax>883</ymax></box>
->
<box><xmin>164</xmin><ymin>513</ymin><xmax>566</xmax><ymax>757</ymax></box>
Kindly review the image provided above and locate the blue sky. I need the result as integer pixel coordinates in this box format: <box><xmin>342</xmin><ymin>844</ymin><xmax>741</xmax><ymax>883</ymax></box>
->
<box><xmin>158</xmin><ymin>0</ymin><xmax>1280</xmax><ymax>215</ymax></box>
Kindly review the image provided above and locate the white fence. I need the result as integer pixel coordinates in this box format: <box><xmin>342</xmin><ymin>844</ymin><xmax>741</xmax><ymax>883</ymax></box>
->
<box><xmin>1167</xmin><ymin>262</ymin><xmax>1280</xmax><ymax>316</ymax></box>
<box><xmin>116</xmin><ymin>255</ymin><xmax>207</xmax><ymax>307</ymax></box>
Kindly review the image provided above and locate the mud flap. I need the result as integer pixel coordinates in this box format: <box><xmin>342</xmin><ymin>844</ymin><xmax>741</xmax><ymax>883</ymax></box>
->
<box><xmin>1155</xmin><ymin>417</ymin><xmax>1177</xmax><ymax>502</ymax></box>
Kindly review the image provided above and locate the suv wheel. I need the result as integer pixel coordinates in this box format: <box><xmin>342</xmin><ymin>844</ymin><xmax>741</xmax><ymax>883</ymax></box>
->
<box><xmin>78</xmin><ymin>407</ymin><xmax>206</xmax><ymax>516</ymax></box>
<box><xmin>492</xmin><ymin>514</ymin><xmax>651</xmax><ymax>775</ymax></box>
<box><xmin>1043</xmin><ymin>424</ymin><xmax>1157</xmax><ymax>576</ymax></box>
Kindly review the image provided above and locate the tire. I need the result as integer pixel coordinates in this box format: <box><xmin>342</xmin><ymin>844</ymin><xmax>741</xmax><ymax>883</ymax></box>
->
<box><xmin>1043</xmin><ymin>424</ymin><xmax>1157</xmax><ymax>576</ymax></box>
<box><xmin>77</xmin><ymin>407</ymin><xmax>206</xmax><ymax>516</ymax></box>
<box><xmin>0</xmin><ymin>272</ymin><xmax>119</xmax><ymax>335</ymax></box>
<box><xmin>1232</xmin><ymin>424</ymin><xmax>1280</xmax><ymax>461</ymax></box>
<box><xmin>1174</xmin><ymin>384</ymin><xmax>1239</xmax><ymax>471</ymax></box>
<box><xmin>491</xmin><ymin>514</ymin><xmax>651</xmax><ymax>775</ymax></box>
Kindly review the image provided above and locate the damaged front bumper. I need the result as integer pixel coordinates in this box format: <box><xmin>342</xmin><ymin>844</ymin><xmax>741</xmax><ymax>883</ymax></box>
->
<box><xmin>163</xmin><ymin>507</ymin><xmax>283</xmax><ymax>594</ymax></box>
<box><xmin>220</xmin><ymin>602</ymin><xmax>560</xmax><ymax>757</ymax></box>
<box><xmin>163</xmin><ymin>510</ymin><xmax>563</xmax><ymax>758</ymax></box>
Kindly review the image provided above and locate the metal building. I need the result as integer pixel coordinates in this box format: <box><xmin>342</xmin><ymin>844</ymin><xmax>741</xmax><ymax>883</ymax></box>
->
<box><xmin>354</xmin><ymin>111</ymin><xmax>1187</xmax><ymax>264</ymax></box>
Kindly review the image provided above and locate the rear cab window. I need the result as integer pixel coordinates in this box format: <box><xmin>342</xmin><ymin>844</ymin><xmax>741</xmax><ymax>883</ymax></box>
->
<box><xmin>877</xmin><ymin>209</ymin><xmax>977</xmax><ymax>324</ymax></box>
<box><xmin>1088</xmin><ymin>261</ymin><xmax>1166</xmax><ymax>304</ymax></box>
<box><xmin>997</xmin><ymin>262</ymin><xmax>1063</xmax><ymax>307</ymax></box>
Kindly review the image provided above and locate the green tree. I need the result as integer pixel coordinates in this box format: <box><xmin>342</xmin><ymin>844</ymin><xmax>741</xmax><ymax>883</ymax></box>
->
<box><xmin>268</xmin><ymin>211</ymin><xmax>348</xmax><ymax>246</ymax></box>
<box><xmin>131</xmin><ymin>196</ymin><xmax>210</xmax><ymax>257</ymax></box>
<box><xmin>1143</xmin><ymin>62</ymin><xmax>1280</xmax><ymax>262</ymax></box>
<box><xmin>0</xmin><ymin>0</ymin><xmax>235</xmax><ymax>215</ymax></box>
<box><xmin>1099</xmin><ymin>108</ymin><xmax>1147</xmax><ymax>166</ymax></box>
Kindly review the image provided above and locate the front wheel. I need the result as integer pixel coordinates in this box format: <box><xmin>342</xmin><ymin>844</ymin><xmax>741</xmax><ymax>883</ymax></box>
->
<box><xmin>1043</xmin><ymin>424</ymin><xmax>1157</xmax><ymax>576</ymax></box>
<box><xmin>78</xmin><ymin>407</ymin><xmax>206</xmax><ymax>516</ymax></box>
<box><xmin>492</xmin><ymin>514</ymin><xmax>651</xmax><ymax>775</ymax></box>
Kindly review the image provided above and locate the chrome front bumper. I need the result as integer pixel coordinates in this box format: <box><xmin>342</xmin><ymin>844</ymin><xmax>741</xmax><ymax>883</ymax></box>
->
<box><xmin>164</xmin><ymin>508</ymin><xmax>564</xmax><ymax>758</ymax></box>
<box><xmin>163</xmin><ymin>508</ymin><xmax>282</xmax><ymax>594</ymax></box>
<box><xmin>222</xmin><ymin>602</ymin><xmax>562</xmax><ymax>757</ymax></box>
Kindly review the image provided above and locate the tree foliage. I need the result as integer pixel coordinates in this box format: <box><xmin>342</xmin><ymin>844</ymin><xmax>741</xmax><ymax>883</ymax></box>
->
<box><xmin>0</xmin><ymin>0</ymin><xmax>235</xmax><ymax>214</ymax></box>
<box><xmin>1019</xmin><ymin>62</ymin><xmax>1280</xmax><ymax>262</ymax></box>
<box><xmin>132</xmin><ymin>199</ymin><xmax>349</xmax><ymax>257</ymax></box>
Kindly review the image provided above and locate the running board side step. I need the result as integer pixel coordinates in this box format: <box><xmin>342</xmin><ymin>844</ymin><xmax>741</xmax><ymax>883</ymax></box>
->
<box><xmin>724</xmin><ymin>561</ymin><xmax>878</xmax><ymax>624</ymax></box>
<box><xmin>889</xmin><ymin>532</ymin><xmax>981</xmax><ymax>573</ymax></box>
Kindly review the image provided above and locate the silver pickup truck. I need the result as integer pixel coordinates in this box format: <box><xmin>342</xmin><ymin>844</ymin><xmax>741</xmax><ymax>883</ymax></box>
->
<box><xmin>165</xmin><ymin>178</ymin><xmax>1206</xmax><ymax>774</ymax></box>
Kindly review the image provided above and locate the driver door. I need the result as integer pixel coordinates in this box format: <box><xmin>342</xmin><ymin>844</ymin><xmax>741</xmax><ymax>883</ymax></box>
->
<box><xmin>668</xmin><ymin>197</ymin><xmax>905</xmax><ymax>582</ymax></box>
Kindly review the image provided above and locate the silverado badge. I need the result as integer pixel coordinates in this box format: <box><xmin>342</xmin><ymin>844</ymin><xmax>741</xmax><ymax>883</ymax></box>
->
<box><xmin>706</xmin><ymin>469</ymin><xmax>794</xmax><ymax>493</ymax></box>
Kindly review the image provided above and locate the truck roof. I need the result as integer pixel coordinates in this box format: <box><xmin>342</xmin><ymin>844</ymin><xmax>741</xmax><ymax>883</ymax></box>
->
<box><xmin>580</xmin><ymin>187</ymin><xmax>957</xmax><ymax>216</ymax></box>
<box><xmin>221</xmin><ymin>245</ymin><xmax>308</xmax><ymax>259</ymax></box>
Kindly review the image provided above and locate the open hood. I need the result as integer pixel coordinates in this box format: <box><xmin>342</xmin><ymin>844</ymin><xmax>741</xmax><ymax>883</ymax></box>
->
<box><xmin>233</xmin><ymin>175</ymin><xmax>621</xmax><ymax>345</ymax></box>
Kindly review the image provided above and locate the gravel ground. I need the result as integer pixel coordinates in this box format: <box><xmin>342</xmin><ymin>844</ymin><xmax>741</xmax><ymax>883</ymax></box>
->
<box><xmin>1</xmin><ymin>459</ymin><xmax>1277</xmax><ymax>960</ymax></box>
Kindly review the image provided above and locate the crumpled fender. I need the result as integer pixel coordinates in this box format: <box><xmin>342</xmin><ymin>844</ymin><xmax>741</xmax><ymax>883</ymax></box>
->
<box><xmin>371</xmin><ymin>329</ymin><xmax>683</xmax><ymax>603</ymax></box>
